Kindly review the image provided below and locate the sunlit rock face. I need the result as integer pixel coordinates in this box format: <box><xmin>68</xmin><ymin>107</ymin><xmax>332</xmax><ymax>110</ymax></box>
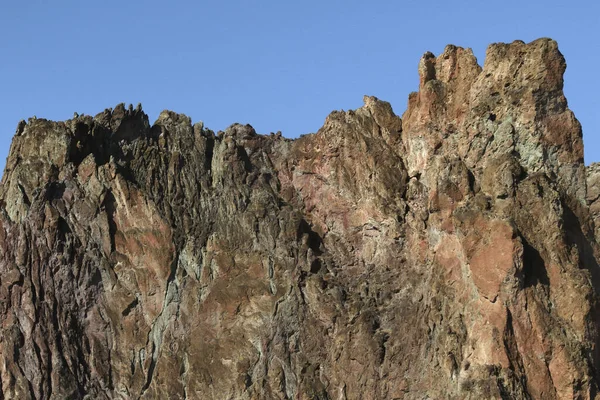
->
<box><xmin>1</xmin><ymin>38</ymin><xmax>600</xmax><ymax>399</ymax></box>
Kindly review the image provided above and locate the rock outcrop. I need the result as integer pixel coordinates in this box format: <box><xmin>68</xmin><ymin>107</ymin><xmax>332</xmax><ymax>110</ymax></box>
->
<box><xmin>1</xmin><ymin>38</ymin><xmax>599</xmax><ymax>399</ymax></box>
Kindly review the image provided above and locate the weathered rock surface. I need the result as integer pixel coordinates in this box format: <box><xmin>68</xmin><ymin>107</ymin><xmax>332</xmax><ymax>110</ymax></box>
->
<box><xmin>1</xmin><ymin>38</ymin><xmax>599</xmax><ymax>399</ymax></box>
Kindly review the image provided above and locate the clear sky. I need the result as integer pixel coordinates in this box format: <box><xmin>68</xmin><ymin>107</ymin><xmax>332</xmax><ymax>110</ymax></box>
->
<box><xmin>1</xmin><ymin>0</ymin><xmax>598</xmax><ymax>175</ymax></box>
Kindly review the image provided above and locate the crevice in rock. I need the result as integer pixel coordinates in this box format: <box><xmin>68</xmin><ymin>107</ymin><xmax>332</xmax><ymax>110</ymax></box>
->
<box><xmin>561</xmin><ymin>200</ymin><xmax>600</xmax><ymax>376</ymax></box>
<box><xmin>297</xmin><ymin>219</ymin><xmax>323</xmax><ymax>255</ymax></box>
<box><xmin>378</xmin><ymin>332</ymin><xmax>390</xmax><ymax>365</ymax></box>
<box><xmin>139</xmin><ymin>341</ymin><xmax>157</xmax><ymax>397</ymax></box>
<box><xmin>73</xmin><ymin>327</ymin><xmax>91</xmax><ymax>397</ymax></box>
<box><xmin>68</xmin><ymin>121</ymin><xmax>93</xmax><ymax>166</ymax></box>
<box><xmin>204</xmin><ymin>134</ymin><xmax>215</xmax><ymax>174</ymax></box>
<box><xmin>17</xmin><ymin>184</ymin><xmax>30</xmax><ymax>207</ymax></box>
<box><xmin>31</xmin><ymin>339</ymin><xmax>45</xmax><ymax>399</ymax></box>
<box><xmin>101</xmin><ymin>190</ymin><xmax>117</xmax><ymax>253</ymax></box>
<box><xmin>236</xmin><ymin>145</ymin><xmax>254</xmax><ymax>173</ymax></box>
<box><xmin>129</xmin><ymin>350</ymin><xmax>136</xmax><ymax>377</ymax></box>
<box><xmin>562</xmin><ymin>200</ymin><xmax>600</xmax><ymax>290</ymax></box>
<box><xmin>122</xmin><ymin>298</ymin><xmax>139</xmax><ymax>317</ymax></box>
<box><xmin>55</xmin><ymin>216</ymin><xmax>71</xmax><ymax>247</ymax></box>
<box><xmin>520</xmin><ymin>236</ymin><xmax>549</xmax><ymax>288</ymax></box>
<box><xmin>139</xmin><ymin>254</ymin><xmax>180</xmax><ymax>398</ymax></box>
<box><xmin>45</xmin><ymin>182</ymin><xmax>65</xmax><ymax>201</ymax></box>
<box><xmin>310</xmin><ymin>259</ymin><xmax>322</xmax><ymax>274</ymax></box>
<box><xmin>14</xmin><ymin>359</ymin><xmax>36</xmax><ymax>399</ymax></box>
<box><xmin>502</xmin><ymin>308</ymin><xmax>530</xmax><ymax>398</ymax></box>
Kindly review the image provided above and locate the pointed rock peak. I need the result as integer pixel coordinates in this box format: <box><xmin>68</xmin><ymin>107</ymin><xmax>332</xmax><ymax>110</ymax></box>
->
<box><xmin>362</xmin><ymin>95</ymin><xmax>402</xmax><ymax>134</ymax></box>
<box><xmin>92</xmin><ymin>103</ymin><xmax>150</xmax><ymax>137</ymax></box>
<box><xmin>220</xmin><ymin>123</ymin><xmax>257</xmax><ymax>141</ymax></box>
<box><xmin>362</xmin><ymin>95</ymin><xmax>393</xmax><ymax>114</ymax></box>
<box><xmin>15</xmin><ymin>120</ymin><xmax>26</xmax><ymax>136</ymax></box>
<box><xmin>155</xmin><ymin>110</ymin><xmax>192</xmax><ymax>126</ymax></box>
<box><xmin>112</xmin><ymin>102</ymin><xmax>148</xmax><ymax>122</ymax></box>
<box><xmin>436</xmin><ymin>45</ymin><xmax>482</xmax><ymax>84</ymax></box>
<box><xmin>418</xmin><ymin>51</ymin><xmax>437</xmax><ymax>86</ymax></box>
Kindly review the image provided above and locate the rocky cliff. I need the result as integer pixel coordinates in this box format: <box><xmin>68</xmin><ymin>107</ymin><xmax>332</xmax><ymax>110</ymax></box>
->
<box><xmin>1</xmin><ymin>38</ymin><xmax>599</xmax><ymax>399</ymax></box>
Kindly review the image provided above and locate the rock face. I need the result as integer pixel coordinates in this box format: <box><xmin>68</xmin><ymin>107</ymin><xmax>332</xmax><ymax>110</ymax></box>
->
<box><xmin>1</xmin><ymin>38</ymin><xmax>599</xmax><ymax>399</ymax></box>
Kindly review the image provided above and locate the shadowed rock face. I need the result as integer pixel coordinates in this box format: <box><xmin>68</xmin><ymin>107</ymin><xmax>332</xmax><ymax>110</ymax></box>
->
<box><xmin>1</xmin><ymin>38</ymin><xmax>599</xmax><ymax>399</ymax></box>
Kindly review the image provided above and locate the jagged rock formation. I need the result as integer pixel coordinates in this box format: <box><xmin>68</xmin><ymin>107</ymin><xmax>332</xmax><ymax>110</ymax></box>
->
<box><xmin>1</xmin><ymin>38</ymin><xmax>599</xmax><ymax>399</ymax></box>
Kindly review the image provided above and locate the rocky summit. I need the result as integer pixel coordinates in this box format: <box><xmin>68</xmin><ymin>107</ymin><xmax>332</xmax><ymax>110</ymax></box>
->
<box><xmin>1</xmin><ymin>38</ymin><xmax>599</xmax><ymax>400</ymax></box>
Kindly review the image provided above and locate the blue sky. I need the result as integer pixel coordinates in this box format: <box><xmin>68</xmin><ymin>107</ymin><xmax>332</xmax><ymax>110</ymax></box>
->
<box><xmin>1</xmin><ymin>0</ymin><xmax>598</xmax><ymax>174</ymax></box>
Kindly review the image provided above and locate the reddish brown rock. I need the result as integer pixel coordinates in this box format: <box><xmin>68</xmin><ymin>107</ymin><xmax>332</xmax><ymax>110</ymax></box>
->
<box><xmin>1</xmin><ymin>38</ymin><xmax>599</xmax><ymax>399</ymax></box>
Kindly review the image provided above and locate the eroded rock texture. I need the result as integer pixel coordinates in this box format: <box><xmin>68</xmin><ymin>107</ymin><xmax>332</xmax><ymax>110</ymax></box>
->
<box><xmin>1</xmin><ymin>38</ymin><xmax>599</xmax><ymax>399</ymax></box>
